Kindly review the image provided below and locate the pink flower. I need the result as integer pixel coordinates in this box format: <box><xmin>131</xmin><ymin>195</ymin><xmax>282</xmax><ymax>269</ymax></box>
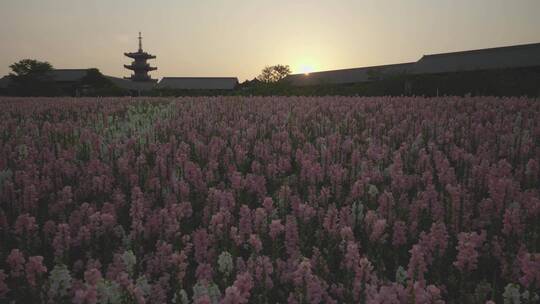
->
<box><xmin>193</xmin><ymin>229</ymin><xmax>211</xmax><ymax>263</ymax></box>
<box><xmin>262</xmin><ymin>197</ymin><xmax>274</xmax><ymax>213</ymax></box>
<box><xmin>222</xmin><ymin>272</ymin><xmax>253</xmax><ymax>304</ymax></box>
<box><xmin>73</xmin><ymin>285</ymin><xmax>98</xmax><ymax>304</ymax></box>
<box><xmin>518</xmin><ymin>251</ymin><xmax>540</xmax><ymax>288</ymax></box>
<box><xmin>285</xmin><ymin>216</ymin><xmax>300</xmax><ymax>259</ymax></box>
<box><xmin>6</xmin><ymin>249</ymin><xmax>25</xmax><ymax>278</ymax></box>
<box><xmin>502</xmin><ymin>206</ymin><xmax>523</xmax><ymax>236</ymax></box>
<box><xmin>370</xmin><ymin>219</ymin><xmax>387</xmax><ymax>243</ymax></box>
<box><xmin>344</xmin><ymin>241</ymin><xmax>360</xmax><ymax>271</ymax></box>
<box><xmin>238</xmin><ymin>205</ymin><xmax>253</xmax><ymax>242</ymax></box>
<box><xmin>195</xmin><ymin>263</ymin><xmax>213</xmax><ymax>283</ymax></box>
<box><xmin>14</xmin><ymin>213</ymin><xmax>37</xmax><ymax>236</ymax></box>
<box><xmin>253</xmin><ymin>208</ymin><xmax>267</xmax><ymax>233</ymax></box>
<box><xmin>84</xmin><ymin>268</ymin><xmax>102</xmax><ymax>286</ymax></box>
<box><xmin>194</xmin><ymin>294</ymin><xmax>212</xmax><ymax>304</ymax></box>
<box><xmin>269</xmin><ymin>219</ymin><xmax>284</xmax><ymax>240</ymax></box>
<box><xmin>412</xmin><ymin>282</ymin><xmax>444</xmax><ymax>304</ymax></box>
<box><xmin>292</xmin><ymin>260</ymin><xmax>326</xmax><ymax>303</ymax></box>
<box><xmin>249</xmin><ymin>234</ymin><xmax>263</xmax><ymax>253</ymax></box>
<box><xmin>454</xmin><ymin>230</ymin><xmax>486</xmax><ymax>273</ymax></box>
<box><xmin>408</xmin><ymin>244</ymin><xmax>428</xmax><ymax>282</ymax></box>
<box><xmin>392</xmin><ymin>221</ymin><xmax>407</xmax><ymax>247</ymax></box>
<box><xmin>53</xmin><ymin>223</ymin><xmax>71</xmax><ymax>258</ymax></box>
<box><xmin>25</xmin><ymin>256</ymin><xmax>47</xmax><ymax>288</ymax></box>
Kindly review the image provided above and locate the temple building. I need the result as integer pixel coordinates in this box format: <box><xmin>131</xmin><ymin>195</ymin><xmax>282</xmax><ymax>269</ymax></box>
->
<box><xmin>124</xmin><ymin>32</ymin><xmax>157</xmax><ymax>82</ymax></box>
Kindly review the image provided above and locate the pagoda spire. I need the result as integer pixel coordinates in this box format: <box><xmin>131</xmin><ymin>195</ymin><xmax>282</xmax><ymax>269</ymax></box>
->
<box><xmin>124</xmin><ymin>32</ymin><xmax>157</xmax><ymax>82</ymax></box>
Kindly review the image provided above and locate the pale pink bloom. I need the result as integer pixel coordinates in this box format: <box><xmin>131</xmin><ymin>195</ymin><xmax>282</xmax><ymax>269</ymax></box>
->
<box><xmin>14</xmin><ymin>213</ymin><xmax>37</xmax><ymax>236</ymax></box>
<box><xmin>262</xmin><ymin>197</ymin><xmax>274</xmax><ymax>213</ymax></box>
<box><xmin>222</xmin><ymin>272</ymin><xmax>253</xmax><ymax>304</ymax></box>
<box><xmin>194</xmin><ymin>294</ymin><xmax>212</xmax><ymax>304</ymax></box>
<box><xmin>269</xmin><ymin>219</ymin><xmax>284</xmax><ymax>240</ymax></box>
<box><xmin>53</xmin><ymin>223</ymin><xmax>71</xmax><ymax>258</ymax></box>
<box><xmin>25</xmin><ymin>256</ymin><xmax>47</xmax><ymax>288</ymax></box>
<box><xmin>285</xmin><ymin>216</ymin><xmax>300</xmax><ymax>259</ymax></box>
<box><xmin>6</xmin><ymin>249</ymin><xmax>25</xmax><ymax>278</ymax></box>
<box><xmin>193</xmin><ymin>229</ymin><xmax>211</xmax><ymax>263</ymax></box>
<box><xmin>195</xmin><ymin>263</ymin><xmax>213</xmax><ymax>283</ymax></box>
<box><xmin>370</xmin><ymin>219</ymin><xmax>387</xmax><ymax>243</ymax></box>
<box><xmin>249</xmin><ymin>234</ymin><xmax>263</xmax><ymax>253</ymax></box>
<box><xmin>84</xmin><ymin>268</ymin><xmax>102</xmax><ymax>286</ymax></box>
<box><xmin>454</xmin><ymin>230</ymin><xmax>486</xmax><ymax>273</ymax></box>
<box><xmin>408</xmin><ymin>244</ymin><xmax>428</xmax><ymax>282</ymax></box>
<box><xmin>502</xmin><ymin>207</ymin><xmax>523</xmax><ymax>236</ymax></box>
<box><xmin>392</xmin><ymin>221</ymin><xmax>407</xmax><ymax>247</ymax></box>
<box><xmin>238</xmin><ymin>205</ymin><xmax>253</xmax><ymax>242</ymax></box>
<box><xmin>344</xmin><ymin>241</ymin><xmax>360</xmax><ymax>271</ymax></box>
<box><xmin>518</xmin><ymin>251</ymin><xmax>540</xmax><ymax>288</ymax></box>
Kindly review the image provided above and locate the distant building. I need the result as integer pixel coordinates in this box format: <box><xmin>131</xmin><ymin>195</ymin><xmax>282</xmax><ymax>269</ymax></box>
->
<box><xmin>0</xmin><ymin>69</ymin><xmax>93</xmax><ymax>96</ymax></box>
<box><xmin>285</xmin><ymin>63</ymin><xmax>414</xmax><ymax>86</ymax></box>
<box><xmin>284</xmin><ymin>42</ymin><xmax>540</xmax><ymax>87</ymax></box>
<box><xmin>124</xmin><ymin>32</ymin><xmax>157</xmax><ymax>82</ymax></box>
<box><xmin>45</xmin><ymin>69</ymin><xmax>155</xmax><ymax>94</ymax></box>
<box><xmin>0</xmin><ymin>76</ymin><xmax>9</xmax><ymax>95</ymax></box>
<box><xmin>413</xmin><ymin>42</ymin><xmax>540</xmax><ymax>74</ymax></box>
<box><xmin>158</xmin><ymin>77</ymin><xmax>239</xmax><ymax>90</ymax></box>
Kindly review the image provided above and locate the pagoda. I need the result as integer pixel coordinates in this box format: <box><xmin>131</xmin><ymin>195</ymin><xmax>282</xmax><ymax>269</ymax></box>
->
<box><xmin>124</xmin><ymin>32</ymin><xmax>157</xmax><ymax>82</ymax></box>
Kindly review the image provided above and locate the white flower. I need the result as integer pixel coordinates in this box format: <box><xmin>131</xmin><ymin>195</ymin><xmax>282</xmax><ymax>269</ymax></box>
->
<box><xmin>172</xmin><ymin>289</ymin><xmax>189</xmax><ymax>304</ymax></box>
<box><xmin>503</xmin><ymin>283</ymin><xmax>521</xmax><ymax>304</ymax></box>
<box><xmin>395</xmin><ymin>266</ymin><xmax>407</xmax><ymax>285</ymax></box>
<box><xmin>48</xmin><ymin>264</ymin><xmax>72</xmax><ymax>299</ymax></box>
<box><xmin>121</xmin><ymin>250</ymin><xmax>137</xmax><ymax>275</ymax></box>
<box><xmin>135</xmin><ymin>275</ymin><xmax>151</xmax><ymax>298</ymax></box>
<box><xmin>193</xmin><ymin>281</ymin><xmax>221</xmax><ymax>304</ymax></box>
<box><xmin>217</xmin><ymin>251</ymin><xmax>234</xmax><ymax>275</ymax></box>
<box><xmin>368</xmin><ymin>184</ymin><xmax>379</xmax><ymax>197</ymax></box>
<box><xmin>96</xmin><ymin>280</ymin><xmax>122</xmax><ymax>304</ymax></box>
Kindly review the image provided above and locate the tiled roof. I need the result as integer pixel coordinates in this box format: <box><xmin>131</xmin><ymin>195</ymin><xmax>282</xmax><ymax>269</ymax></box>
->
<box><xmin>285</xmin><ymin>63</ymin><xmax>414</xmax><ymax>86</ymax></box>
<box><xmin>413</xmin><ymin>42</ymin><xmax>540</xmax><ymax>74</ymax></box>
<box><xmin>106</xmin><ymin>76</ymin><xmax>156</xmax><ymax>91</ymax></box>
<box><xmin>48</xmin><ymin>69</ymin><xmax>90</xmax><ymax>82</ymax></box>
<box><xmin>0</xmin><ymin>76</ymin><xmax>10</xmax><ymax>89</ymax></box>
<box><xmin>158</xmin><ymin>77</ymin><xmax>239</xmax><ymax>90</ymax></box>
<box><xmin>285</xmin><ymin>42</ymin><xmax>540</xmax><ymax>86</ymax></box>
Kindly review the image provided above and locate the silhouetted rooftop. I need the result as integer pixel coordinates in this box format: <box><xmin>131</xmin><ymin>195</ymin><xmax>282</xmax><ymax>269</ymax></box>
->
<box><xmin>106</xmin><ymin>76</ymin><xmax>156</xmax><ymax>91</ymax></box>
<box><xmin>413</xmin><ymin>42</ymin><xmax>540</xmax><ymax>74</ymax></box>
<box><xmin>48</xmin><ymin>69</ymin><xmax>90</xmax><ymax>82</ymax></box>
<box><xmin>285</xmin><ymin>63</ymin><xmax>415</xmax><ymax>86</ymax></box>
<box><xmin>285</xmin><ymin>42</ymin><xmax>540</xmax><ymax>86</ymax></box>
<box><xmin>158</xmin><ymin>77</ymin><xmax>239</xmax><ymax>90</ymax></box>
<box><xmin>0</xmin><ymin>76</ymin><xmax>9</xmax><ymax>89</ymax></box>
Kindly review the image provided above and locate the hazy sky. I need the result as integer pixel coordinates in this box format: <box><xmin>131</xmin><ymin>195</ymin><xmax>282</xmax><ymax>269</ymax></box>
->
<box><xmin>1</xmin><ymin>0</ymin><xmax>539</xmax><ymax>81</ymax></box>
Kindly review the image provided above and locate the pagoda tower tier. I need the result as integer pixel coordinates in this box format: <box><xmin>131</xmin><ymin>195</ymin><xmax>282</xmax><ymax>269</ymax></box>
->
<box><xmin>124</xmin><ymin>32</ymin><xmax>157</xmax><ymax>82</ymax></box>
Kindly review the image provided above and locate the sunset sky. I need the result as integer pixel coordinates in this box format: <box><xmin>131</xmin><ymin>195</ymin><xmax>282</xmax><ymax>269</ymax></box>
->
<box><xmin>1</xmin><ymin>0</ymin><xmax>539</xmax><ymax>81</ymax></box>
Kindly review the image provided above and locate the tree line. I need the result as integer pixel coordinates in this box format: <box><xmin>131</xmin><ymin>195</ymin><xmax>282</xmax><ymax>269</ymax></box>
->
<box><xmin>2</xmin><ymin>59</ymin><xmax>539</xmax><ymax>97</ymax></box>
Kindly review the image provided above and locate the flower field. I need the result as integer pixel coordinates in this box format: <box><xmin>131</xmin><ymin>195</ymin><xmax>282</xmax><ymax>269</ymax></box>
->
<box><xmin>0</xmin><ymin>96</ymin><xmax>539</xmax><ymax>303</ymax></box>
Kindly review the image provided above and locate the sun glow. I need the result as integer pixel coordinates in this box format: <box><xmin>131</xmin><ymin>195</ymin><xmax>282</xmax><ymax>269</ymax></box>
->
<box><xmin>299</xmin><ymin>64</ymin><xmax>315</xmax><ymax>75</ymax></box>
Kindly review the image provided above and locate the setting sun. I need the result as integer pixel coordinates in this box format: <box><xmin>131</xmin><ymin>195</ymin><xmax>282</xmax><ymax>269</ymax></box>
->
<box><xmin>296</xmin><ymin>64</ymin><xmax>316</xmax><ymax>75</ymax></box>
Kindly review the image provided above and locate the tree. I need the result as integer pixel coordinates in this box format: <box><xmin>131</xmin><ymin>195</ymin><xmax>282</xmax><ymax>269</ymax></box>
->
<box><xmin>8</xmin><ymin>59</ymin><xmax>59</xmax><ymax>96</ymax></box>
<box><xmin>78</xmin><ymin>68</ymin><xmax>125</xmax><ymax>96</ymax></box>
<box><xmin>257</xmin><ymin>65</ymin><xmax>291</xmax><ymax>83</ymax></box>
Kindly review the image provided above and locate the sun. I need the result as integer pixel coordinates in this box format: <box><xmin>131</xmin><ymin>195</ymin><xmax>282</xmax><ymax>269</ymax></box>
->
<box><xmin>299</xmin><ymin>64</ymin><xmax>315</xmax><ymax>75</ymax></box>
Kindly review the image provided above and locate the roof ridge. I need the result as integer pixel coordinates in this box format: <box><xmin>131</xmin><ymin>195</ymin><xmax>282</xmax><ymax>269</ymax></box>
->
<box><xmin>421</xmin><ymin>42</ymin><xmax>540</xmax><ymax>59</ymax></box>
<box><xmin>52</xmin><ymin>68</ymin><xmax>91</xmax><ymax>71</ymax></box>
<box><xmin>161</xmin><ymin>77</ymin><xmax>238</xmax><ymax>79</ymax></box>
<box><xmin>288</xmin><ymin>62</ymin><xmax>415</xmax><ymax>77</ymax></box>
